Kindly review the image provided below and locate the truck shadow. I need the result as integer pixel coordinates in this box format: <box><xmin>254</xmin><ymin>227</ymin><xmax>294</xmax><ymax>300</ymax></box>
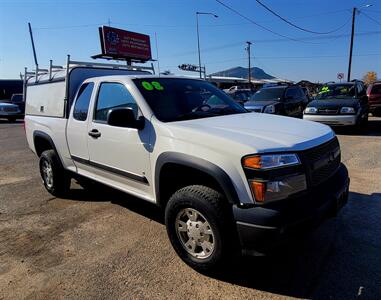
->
<box><xmin>209</xmin><ymin>191</ymin><xmax>381</xmax><ymax>299</ymax></box>
<box><xmin>66</xmin><ymin>182</ymin><xmax>165</xmax><ymax>224</ymax></box>
<box><xmin>64</xmin><ymin>185</ymin><xmax>381</xmax><ymax>299</ymax></box>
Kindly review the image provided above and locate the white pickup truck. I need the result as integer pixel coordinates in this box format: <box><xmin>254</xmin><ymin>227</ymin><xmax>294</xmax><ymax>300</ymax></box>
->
<box><xmin>24</xmin><ymin>58</ymin><xmax>349</xmax><ymax>272</ymax></box>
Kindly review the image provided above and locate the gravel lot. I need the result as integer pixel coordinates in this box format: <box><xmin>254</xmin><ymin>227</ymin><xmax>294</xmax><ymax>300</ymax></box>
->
<box><xmin>1</xmin><ymin>118</ymin><xmax>381</xmax><ymax>300</ymax></box>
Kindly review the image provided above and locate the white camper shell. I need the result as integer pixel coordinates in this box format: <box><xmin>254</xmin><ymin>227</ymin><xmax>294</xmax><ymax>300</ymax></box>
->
<box><xmin>23</xmin><ymin>55</ymin><xmax>155</xmax><ymax>118</ymax></box>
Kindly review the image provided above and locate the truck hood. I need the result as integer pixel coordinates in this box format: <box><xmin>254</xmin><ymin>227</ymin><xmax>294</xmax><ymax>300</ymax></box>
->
<box><xmin>0</xmin><ymin>102</ymin><xmax>18</xmax><ymax>108</ymax></box>
<box><xmin>162</xmin><ymin>112</ymin><xmax>334</xmax><ymax>154</ymax></box>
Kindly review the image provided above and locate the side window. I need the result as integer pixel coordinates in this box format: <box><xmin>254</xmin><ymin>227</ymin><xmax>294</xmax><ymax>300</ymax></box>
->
<box><xmin>285</xmin><ymin>88</ymin><xmax>298</xmax><ymax>100</ymax></box>
<box><xmin>94</xmin><ymin>82</ymin><xmax>138</xmax><ymax>122</ymax></box>
<box><xmin>73</xmin><ymin>82</ymin><xmax>94</xmax><ymax>121</ymax></box>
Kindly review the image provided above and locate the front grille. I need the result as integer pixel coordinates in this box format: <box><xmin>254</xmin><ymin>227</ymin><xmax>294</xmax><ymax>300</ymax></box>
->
<box><xmin>3</xmin><ymin>106</ymin><xmax>18</xmax><ymax>112</ymax></box>
<box><xmin>318</xmin><ymin>108</ymin><xmax>338</xmax><ymax>115</ymax></box>
<box><xmin>301</xmin><ymin>137</ymin><xmax>341</xmax><ymax>186</ymax></box>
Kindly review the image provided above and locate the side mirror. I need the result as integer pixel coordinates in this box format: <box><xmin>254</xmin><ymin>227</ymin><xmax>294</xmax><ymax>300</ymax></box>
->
<box><xmin>107</xmin><ymin>107</ymin><xmax>145</xmax><ymax>129</ymax></box>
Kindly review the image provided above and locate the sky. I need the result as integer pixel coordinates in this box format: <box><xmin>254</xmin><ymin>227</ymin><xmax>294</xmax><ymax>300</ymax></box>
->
<box><xmin>0</xmin><ymin>0</ymin><xmax>380</xmax><ymax>82</ymax></box>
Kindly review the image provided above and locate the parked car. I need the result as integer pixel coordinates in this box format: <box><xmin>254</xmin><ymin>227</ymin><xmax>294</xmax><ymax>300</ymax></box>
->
<box><xmin>367</xmin><ymin>82</ymin><xmax>381</xmax><ymax>116</ymax></box>
<box><xmin>10</xmin><ymin>93</ymin><xmax>25</xmax><ymax>115</ymax></box>
<box><xmin>25</xmin><ymin>58</ymin><xmax>349</xmax><ymax>272</ymax></box>
<box><xmin>226</xmin><ymin>89</ymin><xmax>253</xmax><ymax>105</ymax></box>
<box><xmin>244</xmin><ymin>85</ymin><xmax>307</xmax><ymax>117</ymax></box>
<box><xmin>302</xmin><ymin>87</ymin><xmax>311</xmax><ymax>104</ymax></box>
<box><xmin>303</xmin><ymin>81</ymin><xmax>368</xmax><ymax>128</ymax></box>
<box><xmin>0</xmin><ymin>102</ymin><xmax>22</xmax><ymax>122</ymax></box>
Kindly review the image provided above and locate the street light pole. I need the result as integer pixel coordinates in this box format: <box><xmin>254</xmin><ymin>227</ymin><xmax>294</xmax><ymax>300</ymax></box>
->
<box><xmin>196</xmin><ymin>12</ymin><xmax>218</xmax><ymax>79</ymax></box>
<box><xmin>246</xmin><ymin>41</ymin><xmax>252</xmax><ymax>89</ymax></box>
<box><xmin>196</xmin><ymin>13</ymin><xmax>202</xmax><ymax>79</ymax></box>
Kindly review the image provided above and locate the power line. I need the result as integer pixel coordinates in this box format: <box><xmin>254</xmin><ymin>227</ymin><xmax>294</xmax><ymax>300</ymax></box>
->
<box><xmin>205</xmin><ymin>53</ymin><xmax>381</xmax><ymax>65</ymax></box>
<box><xmin>254</xmin><ymin>0</ymin><xmax>350</xmax><ymax>34</ymax></box>
<box><xmin>360</xmin><ymin>11</ymin><xmax>381</xmax><ymax>26</ymax></box>
<box><xmin>163</xmin><ymin>31</ymin><xmax>381</xmax><ymax>58</ymax></box>
<box><xmin>34</xmin><ymin>23</ymin><xmax>105</xmax><ymax>30</ymax></box>
<box><xmin>215</xmin><ymin>0</ymin><xmax>320</xmax><ymax>44</ymax></box>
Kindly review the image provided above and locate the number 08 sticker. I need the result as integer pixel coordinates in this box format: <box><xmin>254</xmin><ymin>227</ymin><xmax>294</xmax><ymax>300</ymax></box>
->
<box><xmin>142</xmin><ymin>81</ymin><xmax>164</xmax><ymax>91</ymax></box>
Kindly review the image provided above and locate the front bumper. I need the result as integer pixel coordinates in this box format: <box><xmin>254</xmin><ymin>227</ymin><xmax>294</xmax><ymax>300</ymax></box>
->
<box><xmin>303</xmin><ymin>114</ymin><xmax>357</xmax><ymax>126</ymax></box>
<box><xmin>369</xmin><ymin>103</ymin><xmax>381</xmax><ymax>112</ymax></box>
<box><xmin>233</xmin><ymin>163</ymin><xmax>349</xmax><ymax>253</ymax></box>
<box><xmin>0</xmin><ymin>112</ymin><xmax>23</xmax><ymax>119</ymax></box>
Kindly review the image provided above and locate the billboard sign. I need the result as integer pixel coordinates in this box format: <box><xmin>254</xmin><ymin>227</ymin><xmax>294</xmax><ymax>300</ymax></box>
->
<box><xmin>99</xmin><ymin>26</ymin><xmax>152</xmax><ymax>61</ymax></box>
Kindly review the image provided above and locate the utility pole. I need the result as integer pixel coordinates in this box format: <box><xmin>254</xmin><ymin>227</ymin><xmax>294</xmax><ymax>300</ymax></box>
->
<box><xmin>246</xmin><ymin>41</ymin><xmax>252</xmax><ymax>89</ymax></box>
<box><xmin>28</xmin><ymin>22</ymin><xmax>38</xmax><ymax>67</ymax></box>
<box><xmin>347</xmin><ymin>7</ymin><xmax>356</xmax><ymax>82</ymax></box>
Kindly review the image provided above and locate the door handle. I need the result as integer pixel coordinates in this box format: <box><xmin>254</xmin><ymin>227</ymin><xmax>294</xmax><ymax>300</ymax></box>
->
<box><xmin>88</xmin><ymin>129</ymin><xmax>101</xmax><ymax>138</ymax></box>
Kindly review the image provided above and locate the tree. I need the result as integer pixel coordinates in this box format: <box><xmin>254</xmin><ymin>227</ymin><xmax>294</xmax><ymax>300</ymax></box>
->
<box><xmin>363</xmin><ymin>71</ymin><xmax>378</xmax><ymax>85</ymax></box>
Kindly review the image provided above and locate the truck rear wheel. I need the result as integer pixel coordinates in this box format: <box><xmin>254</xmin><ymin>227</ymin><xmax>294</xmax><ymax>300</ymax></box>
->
<box><xmin>39</xmin><ymin>149</ymin><xmax>71</xmax><ymax>197</ymax></box>
<box><xmin>165</xmin><ymin>185</ymin><xmax>237</xmax><ymax>272</ymax></box>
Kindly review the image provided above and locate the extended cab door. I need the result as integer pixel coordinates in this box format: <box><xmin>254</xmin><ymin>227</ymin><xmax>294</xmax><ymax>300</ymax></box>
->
<box><xmin>86</xmin><ymin>81</ymin><xmax>153</xmax><ymax>201</ymax></box>
<box><xmin>67</xmin><ymin>82</ymin><xmax>95</xmax><ymax>171</ymax></box>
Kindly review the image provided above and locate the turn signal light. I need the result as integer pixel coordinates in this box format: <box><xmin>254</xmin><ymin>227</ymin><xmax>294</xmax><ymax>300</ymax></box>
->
<box><xmin>243</xmin><ymin>156</ymin><xmax>262</xmax><ymax>169</ymax></box>
<box><xmin>250</xmin><ymin>181</ymin><xmax>266</xmax><ymax>202</ymax></box>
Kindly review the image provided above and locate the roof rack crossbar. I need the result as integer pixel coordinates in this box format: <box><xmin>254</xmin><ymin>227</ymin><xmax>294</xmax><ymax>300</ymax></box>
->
<box><xmin>25</xmin><ymin>55</ymin><xmax>156</xmax><ymax>84</ymax></box>
<box><xmin>69</xmin><ymin>59</ymin><xmax>155</xmax><ymax>72</ymax></box>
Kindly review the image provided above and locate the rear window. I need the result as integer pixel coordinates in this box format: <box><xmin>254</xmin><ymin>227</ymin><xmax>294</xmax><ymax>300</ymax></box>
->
<box><xmin>251</xmin><ymin>88</ymin><xmax>285</xmax><ymax>101</ymax></box>
<box><xmin>371</xmin><ymin>85</ymin><xmax>381</xmax><ymax>94</ymax></box>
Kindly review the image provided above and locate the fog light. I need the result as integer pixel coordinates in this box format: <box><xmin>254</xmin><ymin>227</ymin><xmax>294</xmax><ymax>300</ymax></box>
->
<box><xmin>249</xmin><ymin>174</ymin><xmax>307</xmax><ymax>203</ymax></box>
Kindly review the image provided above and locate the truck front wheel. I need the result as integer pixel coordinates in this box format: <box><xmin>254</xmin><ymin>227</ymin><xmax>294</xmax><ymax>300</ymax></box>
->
<box><xmin>165</xmin><ymin>185</ymin><xmax>237</xmax><ymax>272</ymax></box>
<box><xmin>39</xmin><ymin>149</ymin><xmax>71</xmax><ymax>197</ymax></box>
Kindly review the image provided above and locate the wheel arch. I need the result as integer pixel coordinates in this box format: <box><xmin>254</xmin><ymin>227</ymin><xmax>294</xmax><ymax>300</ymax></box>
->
<box><xmin>155</xmin><ymin>152</ymin><xmax>239</xmax><ymax>207</ymax></box>
<box><xmin>33</xmin><ymin>131</ymin><xmax>64</xmax><ymax>168</ymax></box>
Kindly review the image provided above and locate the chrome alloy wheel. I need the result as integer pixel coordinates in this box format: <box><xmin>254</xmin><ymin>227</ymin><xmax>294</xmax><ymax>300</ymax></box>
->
<box><xmin>41</xmin><ymin>159</ymin><xmax>54</xmax><ymax>189</ymax></box>
<box><xmin>175</xmin><ymin>208</ymin><xmax>215</xmax><ymax>259</ymax></box>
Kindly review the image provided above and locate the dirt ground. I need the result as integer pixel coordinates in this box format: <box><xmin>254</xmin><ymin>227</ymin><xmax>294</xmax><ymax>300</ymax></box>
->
<box><xmin>1</xmin><ymin>118</ymin><xmax>381</xmax><ymax>299</ymax></box>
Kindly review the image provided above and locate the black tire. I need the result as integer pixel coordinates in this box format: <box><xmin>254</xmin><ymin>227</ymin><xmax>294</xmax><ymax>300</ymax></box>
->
<box><xmin>165</xmin><ymin>185</ymin><xmax>238</xmax><ymax>273</ymax></box>
<box><xmin>7</xmin><ymin>117</ymin><xmax>16</xmax><ymax>122</ymax></box>
<box><xmin>39</xmin><ymin>149</ymin><xmax>71</xmax><ymax>197</ymax></box>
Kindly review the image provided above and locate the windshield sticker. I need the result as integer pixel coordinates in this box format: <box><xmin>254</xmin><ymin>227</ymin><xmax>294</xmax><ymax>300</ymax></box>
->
<box><xmin>319</xmin><ymin>86</ymin><xmax>330</xmax><ymax>94</ymax></box>
<box><xmin>142</xmin><ymin>81</ymin><xmax>164</xmax><ymax>91</ymax></box>
<box><xmin>142</xmin><ymin>81</ymin><xmax>154</xmax><ymax>90</ymax></box>
<box><xmin>151</xmin><ymin>81</ymin><xmax>164</xmax><ymax>90</ymax></box>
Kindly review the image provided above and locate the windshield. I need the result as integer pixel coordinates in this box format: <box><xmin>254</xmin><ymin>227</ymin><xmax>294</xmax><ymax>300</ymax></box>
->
<box><xmin>250</xmin><ymin>88</ymin><xmax>285</xmax><ymax>101</ymax></box>
<box><xmin>371</xmin><ymin>85</ymin><xmax>381</xmax><ymax>94</ymax></box>
<box><xmin>133</xmin><ymin>78</ymin><xmax>247</xmax><ymax>122</ymax></box>
<box><xmin>11</xmin><ymin>94</ymin><xmax>23</xmax><ymax>102</ymax></box>
<box><xmin>317</xmin><ymin>84</ymin><xmax>355</xmax><ymax>99</ymax></box>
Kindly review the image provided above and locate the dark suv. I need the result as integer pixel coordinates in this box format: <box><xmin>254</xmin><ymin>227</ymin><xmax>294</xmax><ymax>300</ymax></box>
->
<box><xmin>244</xmin><ymin>85</ymin><xmax>307</xmax><ymax>117</ymax></box>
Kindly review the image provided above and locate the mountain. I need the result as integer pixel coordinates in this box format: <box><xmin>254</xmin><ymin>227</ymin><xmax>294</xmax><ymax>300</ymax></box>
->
<box><xmin>210</xmin><ymin>66</ymin><xmax>275</xmax><ymax>80</ymax></box>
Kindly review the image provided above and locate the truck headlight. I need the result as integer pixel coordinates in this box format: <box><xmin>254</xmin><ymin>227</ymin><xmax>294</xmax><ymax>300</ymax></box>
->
<box><xmin>263</xmin><ymin>104</ymin><xmax>275</xmax><ymax>114</ymax></box>
<box><xmin>340</xmin><ymin>107</ymin><xmax>355</xmax><ymax>114</ymax></box>
<box><xmin>243</xmin><ymin>153</ymin><xmax>300</xmax><ymax>170</ymax></box>
<box><xmin>304</xmin><ymin>107</ymin><xmax>317</xmax><ymax>114</ymax></box>
<box><xmin>249</xmin><ymin>174</ymin><xmax>307</xmax><ymax>202</ymax></box>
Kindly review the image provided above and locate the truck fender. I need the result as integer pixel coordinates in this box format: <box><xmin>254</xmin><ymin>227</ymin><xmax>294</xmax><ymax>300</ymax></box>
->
<box><xmin>33</xmin><ymin>130</ymin><xmax>65</xmax><ymax>168</ymax></box>
<box><xmin>155</xmin><ymin>152</ymin><xmax>239</xmax><ymax>205</ymax></box>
